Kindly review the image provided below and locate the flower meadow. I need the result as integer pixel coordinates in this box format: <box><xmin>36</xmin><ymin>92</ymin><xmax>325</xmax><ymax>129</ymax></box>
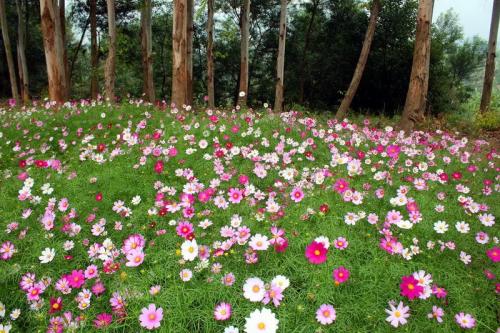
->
<box><xmin>0</xmin><ymin>100</ymin><xmax>498</xmax><ymax>332</ymax></box>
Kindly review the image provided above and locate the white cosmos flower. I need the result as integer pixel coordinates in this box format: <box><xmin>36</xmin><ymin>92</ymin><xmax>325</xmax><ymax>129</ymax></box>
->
<box><xmin>39</xmin><ymin>248</ymin><xmax>55</xmax><ymax>264</ymax></box>
<box><xmin>131</xmin><ymin>195</ymin><xmax>141</xmax><ymax>205</ymax></box>
<box><xmin>433</xmin><ymin>221</ymin><xmax>448</xmax><ymax>234</ymax></box>
<box><xmin>181</xmin><ymin>240</ymin><xmax>198</xmax><ymax>262</ymax></box>
<box><xmin>243</xmin><ymin>277</ymin><xmax>265</xmax><ymax>302</ymax></box>
<box><xmin>244</xmin><ymin>307</ymin><xmax>279</xmax><ymax>333</ymax></box>
<box><xmin>271</xmin><ymin>275</ymin><xmax>290</xmax><ymax>290</ymax></box>
<box><xmin>249</xmin><ymin>234</ymin><xmax>269</xmax><ymax>251</ymax></box>
<box><xmin>455</xmin><ymin>221</ymin><xmax>470</xmax><ymax>234</ymax></box>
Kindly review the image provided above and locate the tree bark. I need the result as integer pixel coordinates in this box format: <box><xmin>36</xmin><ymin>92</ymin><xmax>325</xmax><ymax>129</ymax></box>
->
<box><xmin>336</xmin><ymin>0</ymin><xmax>381</xmax><ymax>120</ymax></box>
<box><xmin>141</xmin><ymin>0</ymin><xmax>155</xmax><ymax>102</ymax></box>
<box><xmin>206</xmin><ymin>0</ymin><xmax>215</xmax><ymax>108</ymax></box>
<box><xmin>16</xmin><ymin>0</ymin><xmax>29</xmax><ymax>103</ymax></box>
<box><xmin>274</xmin><ymin>0</ymin><xmax>287</xmax><ymax>112</ymax></box>
<box><xmin>40</xmin><ymin>0</ymin><xmax>68</xmax><ymax>102</ymax></box>
<box><xmin>172</xmin><ymin>0</ymin><xmax>188</xmax><ymax>107</ymax></box>
<box><xmin>399</xmin><ymin>0</ymin><xmax>433</xmax><ymax>133</ymax></box>
<box><xmin>90</xmin><ymin>0</ymin><xmax>98</xmax><ymax>99</ymax></box>
<box><xmin>0</xmin><ymin>0</ymin><xmax>20</xmax><ymax>102</ymax></box>
<box><xmin>298</xmin><ymin>0</ymin><xmax>319</xmax><ymax>105</ymax></box>
<box><xmin>480</xmin><ymin>0</ymin><xmax>500</xmax><ymax>113</ymax></box>
<box><xmin>186</xmin><ymin>0</ymin><xmax>193</xmax><ymax>105</ymax></box>
<box><xmin>238</xmin><ymin>0</ymin><xmax>250</xmax><ymax>106</ymax></box>
<box><xmin>105</xmin><ymin>0</ymin><xmax>116</xmax><ymax>102</ymax></box>
<box><xmin>70</xmin><ymin>16</ymin><xmax>89</xmax><ymax>81</ymax></box>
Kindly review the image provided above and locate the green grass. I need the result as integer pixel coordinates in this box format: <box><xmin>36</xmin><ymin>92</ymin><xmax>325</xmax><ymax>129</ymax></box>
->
<box><xmin>0</xmin><ymin>102</ymin><xmax>498</xmax><ymax>332</ymax></box>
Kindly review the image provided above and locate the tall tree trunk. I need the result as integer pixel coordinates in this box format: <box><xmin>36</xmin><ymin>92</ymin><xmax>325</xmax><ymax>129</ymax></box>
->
<box><xmin>40</xmin><ymin>0</ymin><xmax>68</xmax><ymax>102</ymax></box>
<box><xmin>172</xmin><ymin>0</ymin><xmax>188</xmax><ymax>107</ymax></box>
<box><xmin>90</xmin><ymin>0</ymin><xmax>98</xmax><ymax>99</ymax></box>
<box><xmin>206</xmin><ymin>0</ymin><xmax>215</xmax><ymax>108</ymax></box>
<box><xmin>480</xmin><ymin>0</ymin><xmax>500</xmax><ymax>113</ymax></box>
<box><xmin>238</xmin><ymin>0</ymin><xmax>250</xmax><ymax>106</ymax></box>
<box><xmin>0</xmin><ymin>0</ymin><xmax>20</xmax><ymax>102</ymax></box>
<box><xmin>70</xmin><ymin>16</ymin><xmax>89</xmax><ymax>81</ymax></box>
<box><xmin>399</xmin><ymin>0</ymin><xmax>433</xmax><ymax>133</ymax></box>
<box><xmin>16</xmin><ymin>0</ymin><xmax>30</xmax><ymax>103</ymax></box>
<box><xmin>105</xmin><ymin>0</ymin><xmax>116</xmax><ymax>102</ymax></box>
<box><xmin>336</xmin><ymin>0</ymin><xmax>381</xmax><ymax>120</ymax></box>
<box><xmin>186</xmin><ymin>0</ymin><xmax>193</xmax><ymax>105</ymax></box>
<box><xmin>298</xmin><ymin>0</ymin><xmax>319</xmax><ymax>105</ymax></box>
<box><xmin>274</xmin><ymin>0</ymin><xmax>287</xmax><ymax>112</ymax></box>
<box><xmin>141</xmin><ymin>0</ymin><xmax>155</xmax><ymax>102</ymax></box>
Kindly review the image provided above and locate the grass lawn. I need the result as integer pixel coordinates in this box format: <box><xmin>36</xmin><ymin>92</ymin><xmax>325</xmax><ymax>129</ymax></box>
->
<box><xmin>0</xmin><ymin>101</ymin><xmax>498</xmax><ymax>332</ymax></box>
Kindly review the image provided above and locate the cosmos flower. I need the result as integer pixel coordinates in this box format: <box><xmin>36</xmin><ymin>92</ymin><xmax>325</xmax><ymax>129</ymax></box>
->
<box><xmin>214</xmin><ymin>302</ymin><xmax>232</xmax><ymax>321</ymax></box>
<box><xmin>332</xmin><ymin>266</ymin><xmax>350</xmax><ymax>285</ymax></box>
<box><xmin>243</xmin><ymin>277</ymin><xmax>266</xmax><ymax>302</ymax></box>
<box><xmin>305</xmin><ymin>241</ymin><xmax>328</xmax><ymax>264</ymax></box>
<box><xmin>139</xmin><ymin>304</ymin><xmax>163</xmax><ymax>330</ymax></box>
<box><xmin>385</xmin><ymin>301</ymin><xmax>410</xmax><ymax>328</ymax></box>
<box><xmin>244</xmin><ymin>308</ymin><xmax>279</xmax><ymax>333</ymax></box>
<box><xmin>400</xmin><ymin>275</ymin><xmax>423</xmax><ymax>300</ymax></box>
<box><xmin>316</xmin><ymin>304</ymin><xmax>336</xmax><ymax>325</ymax></box>
<box><xmin>454</xmin><ymin>312</ymin><xmax>475</xmax><ymax>329</ymax></box>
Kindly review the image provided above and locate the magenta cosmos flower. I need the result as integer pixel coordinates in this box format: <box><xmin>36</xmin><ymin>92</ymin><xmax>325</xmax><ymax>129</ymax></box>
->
<box><xmin>316</xmin><ymin>304</ymin><xmax>336</xmax><ymax>325</ymax></box>
<box><xmin>139</xmin><ymin>304</ymin><xmax>163</xmax><ymax>330</ymax></box>
<box><xmin>94</xmin><ymin>313</ymin><xmax>113</xmax><ymax>329</ymax></box>
<box><xmin>305</xmin><ymin>241</ymin><xmax>328</xmax><ymax>264</ymax></box>
<box><xmin>214</xmin><ymin>302</ymin><xmax>232</xmax><ymax>321</ymax></box>
<box><xmin>332</xmin><ymin>266</ymin><xmax>350</xmax><ymax>285</ymax></box>
<box><xmin>486</xmin><ymin>247</ymin><xmax>500</xmax><ymax>262</ymax></box>
<box><xmin>400</xmin><ymin>275</ymin><xmax>423</xmax><ymax>300</ymax></box>
<box><xmin>333</xmin><ymin>178</ymin><xmax>349</xmax><ymax>193</ymax></box>
<box><xmin>290</xmin><ymin>187</ymin><xmax>304</xmax><ymax>203</ymax></box>
<box><xmin>67</xmin><ymin>270</ymin><xmax>85</xmax><ymax>288</ymax></box>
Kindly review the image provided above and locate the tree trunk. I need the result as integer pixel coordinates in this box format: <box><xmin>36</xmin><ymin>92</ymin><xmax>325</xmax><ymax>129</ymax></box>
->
<box><xmin>298</xmin><ymin>0</ymin><xmax>319</xmax><ymax>105</ymax></box>
<box><xmin>105</xmin><ymin>0</ymin><xmax>116</xmax><ymax>102</ymax></box>
<box><xmin>399</xmin><ymin>0</ymin><xmax>433</xmax><ymax>133</ymax></box>
<box><xmin>186</xmin><ymin>0</ymin><xmax>193</xmax><ymax>105</ymax></box>
<box><xmin>90</xmin><ymin>0</ymin><xmax>98</xmax><ymax>99</ymax></box>
<box><xmin>480</xmin><ymin>0</ymin><xmax>500</xmax><ymax>113</ymax></box>
<box><xmin>238</xmin><ymin>0</ymin><xmax>250</xmax><ymax>106</ymax></box>
<box><xmin>0</xmin><ymin>0</ymin><xmax>20</xmax><ymax>102</ymax></box>
<box><xmin>141</xmin><ymin>0</ymin><xmax>155</xmax><ymax>102</ymax></box>
<box><xmin>274</xmin><ymin>0</ymin><xmax>287</xmax><ymax>112</ymax></box>
<box><xmin>16</xmin><ymin>0</ymin><xmax>29</xmax><ymax>103</ymax></box>
<box><xmin>172</xmin><ymin>0</ymin><xmax>188</xmax><ymax>107</ymax></box>
<box><xmin>40</xmin><ymin>0</ymin><xmax>68</xmax><ymax>102</ymax></box>
<box><xmin>336</xmin><ymin>0</ymin><xmax>381</xmax><ymax>120</ymax></box>
<box><xmin>206</xmin><ymin>0</ymin><xmax>215</xmax><ymax>108</ymax></box>
<box><xmin>70</xmin><ymin>16</ymin><xmax>89</xmax><ymax>81</ymax></box>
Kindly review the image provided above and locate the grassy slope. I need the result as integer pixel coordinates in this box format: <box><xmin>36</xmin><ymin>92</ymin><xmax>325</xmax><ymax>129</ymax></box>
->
<box><xmin>0</xmin><ymin>102</ymin><xmax>498</xmax><ymax>332</ymax></box>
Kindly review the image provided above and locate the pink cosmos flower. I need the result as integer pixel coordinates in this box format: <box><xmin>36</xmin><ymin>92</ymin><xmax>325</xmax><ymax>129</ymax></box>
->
<box><xmin>427</xmin><ymin>306</ymin><xmax>444</xmax><ymax>323</ymax></box>
<box><xmin>176</xmin><ymin>221</ymin><xmax>194</xmax><ymax>238</ymax></box>
<box><xmin>316</xmin><ymin>304</ymin><xmax>336</xmax><ymax>325</ymax></box>
<box><xmin>333</xmin><ymin>266</ymin><xmax>350</xmax><ymax>285</ymax></box>
<box><xmin>432</xmin><ymin>285</ymin><xmax>447</xmax><ymax>299</ymax></box>
<box><xmin>214</xmin><ymin>302</ymin><xmax>232</xmax><ymax>321</ymax></box>
<box><xmin>228</xmin><ymin>188</ymin><xmax>244</xmax><ymax>204</ymax></box>
<box><xmin>222</xmin><ymin>273</ymin><xmax>236</xmax><ymax>286</ymax></box>
<box><xmin>486</xmin><ymin>247</ymin><xmax>500</xmax><ymax>262</ymax></box>
<box><xmin>305</xmin><ymin>241</ymin><xmax>328</xmax><ymax>264</ymax></box>
<box><xmin>0</xmin><ymin>241</ymin><xmax>15</xmax><ymax>260</ymax></box>
<box><xmin>154</xmin><ymin>160</ymin><xmax>164</xmax><ymax>174</ymax></box>
<box><xmin>262</xmin><ymin>285</ymin><xmax>284</xmax><ymax>307</ymax></box>
<box><xmin>67</xmin><ymin>270</ymin><xmax>85</xmax><ymax>289</ymax></box>
<box><xmin>334</xmin><ymin>178</ymin><xmax>349</xmax><ymax>193</ymax></box>
<box><xmin>94</xmin><ymin>313</ymin><xmax>113</xmax><ymax>328</ymax></box>
<box><xmin>139</xmin><ymin>304</ymin><xmax>163</xmax><ymax>330</ymax></box>
<box><xmin>400</xmin><ymin>275</ymin><xmax>423</xmax><ymax>300</ymax></box>
<box><xmin>386</xmin><ymin>145</ymin><xmax>400</xmax><ymax>158</ymax></box>
<box><xmin>84</xmin><ymin>265</ymin><xmax>99</xmax><ymax>279</ymax></box>
<box><xmin>92</xmin><ymin>281</ymin><xmax>106</xmax><ymax>296</ymax></box>
<box><xmin>333</xmin><ymin>237</ymin><xmax>348</xmax><ymax>250</ymax></box>
<box><xmin>290</xmin><ymin>187</ymin><xmax>304</xmax><ymax>203</ymax></box>
<box><xmin>126</xmin><ymin>249</ymin><xmax>145</xmax><ymax>267</ymax></box>
<box><xmin>455</xmin><ymin>312</ymin><xmax>475</xmax><ymax>329</ymax></box>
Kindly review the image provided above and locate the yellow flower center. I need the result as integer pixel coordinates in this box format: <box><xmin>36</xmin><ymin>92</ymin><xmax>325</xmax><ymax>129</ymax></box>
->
<box><xmin>314</xmin><ymin>250</ymin><xmax>320</xmax><ymax>256</ymax></box>
<box><xmin>408</xmin><ymin>284</ymin><xmax>414</xmax><ymax>290</ymax></box>
<box><xmin>394</xmin><ymin>311</ymin><xmax>401</xmax><ymax>318</ymax></box>
<box><xmin>258</xmin><ymin>322</ymin><xmax>266</xmax><ymax>330</ymax></box>
<box><xmin>252</xmin><ymin>285</ymin><xmax>260</xmax><ymax>293</ymax></box>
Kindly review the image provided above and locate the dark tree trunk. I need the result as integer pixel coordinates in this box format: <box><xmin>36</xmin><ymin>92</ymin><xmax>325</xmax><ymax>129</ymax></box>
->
<box><xmin>206</xmin><ymin>0</ymin><xmax>215</xmax><ymax>108</ymax></box>
<box><xmin>298</xmin><ymin>0</ymin><xmax>319</xmax><ymax>105</ymax></box>
<box><xmin>480</xmin><ymin>0</ymin><xmax>500</xmax><ymax>113</ymax></box>
<box><xmin>141</xmin><ymin>0</ymin><xmax>155</xmax><ymax>102</ymax></box>
<box><xmin>0</xmin><ymin>0</ymin><xmax>20</xmax><ymax>102</ymax></box>
<box><xmin>274</xmin><ymin>0</ymin><xmax>287</xmax><ymax>112</ymax></box>
<box><xmin>105</xmin><ymin>0</ymin><xmax>116</xmax><ymax>102</ymax></box>
<box><xmin>172</xmin><ymin>0</ymin><xmax>188</xmax><ymax>107</ymax></box>
<box><xmin>238</xmin><ymin>0</ymin><xmax>250</xmax><ymax>106</ymax></box>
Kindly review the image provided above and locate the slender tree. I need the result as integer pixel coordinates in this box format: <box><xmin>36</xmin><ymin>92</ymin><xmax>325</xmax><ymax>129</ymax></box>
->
<box><xmin>16</xmin><ymin>0</ymin><xmax>30</xmax><ymax>103</ymax></box>
<box><xmin>480</xmin><ymin>0</ymin><xmax>500</xmax><ymax>113</ymax></box>
<box><xmin>90</xmin><ymin>0</ymin><xmax>98</xmax><ymax>99</ymax></box>
<box><xmin>336</xmin><ymin>0</ymin><xmax>381</xmax><ymax>120</ymax></box>
<box><xmin>206</xmin><ymin>0</ymin><xmax>215</xmax><ymax>108</ymax></box>
<box><xmin>59</xmin><ymin>0</ymin><xmax>70</xmax><ymax>94</ymax></box>
<box><xmin>40</xmin><ymin>0</ymin><xmax>68</xmax><ymax>102</ymax></box>
<box><xmin>105</xmin><ymin>0</ymin><xmax>116</xmax><ymax>102</ymax></box>
<box><xmin>274</xmin><ymin>0</ymin><xmax>288</xmax><ymax>112</ymax></box>
<box><xmin>238</xmin><ymin>0</ymin><xmax>250</xmax><ymax>106</ymax></box>
<box><xmin>141</xmin><ymin>0</ymin><xmax>155</xmax><ymax>102</ymax></box>
<box><xmin>399</xmin><ymin>0</ymin><xmax>433</xmax><ymax>132</ymax></box>
<box><xmin>0</xmin><ymin>0</ymin><xmax>20</xmax><ymax>102</ymax></box>
<box><xmin>172</xmin><ymin>0</ymin><xmax>188</xmax><ymax>107</ymax></box>
<box><xmin>186</xmin><ymin>0</ymin><xmax>193</xmax><ymax>104</ymax></box>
